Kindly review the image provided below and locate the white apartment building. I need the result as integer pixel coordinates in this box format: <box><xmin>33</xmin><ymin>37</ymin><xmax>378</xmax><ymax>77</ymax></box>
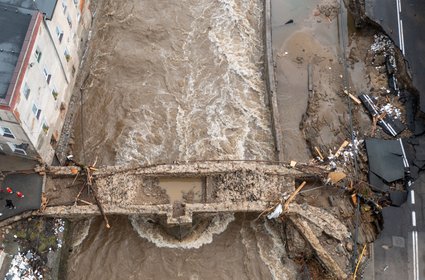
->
<box><xmin>0</xmin><ymin>0</ymin><xmax>91</xmax><ymax>163</ymax></box>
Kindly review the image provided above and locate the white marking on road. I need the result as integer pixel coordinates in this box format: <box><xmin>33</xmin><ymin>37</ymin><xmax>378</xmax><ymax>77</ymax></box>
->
<box><xmin>399</xmin><ymin>139</ymin><xmax>409</xmax><ymax>168</ymax></box>
<box><xmin>412</xmin><ymin>231</ymin><xmax>419</xmax><ymax>280</ymax></box>
<box><xmin>396</xmin><ymin>0</ymin><xmax>405</xmax><ymax>54</ymax></box>
<box><xmin>400</xmin><ymin>19</ymin><xmax>405</xmax><ymax>55</ymax></box>
<box><xmin>412</xmin><ymin>211</ymin><xmax>417</xmax><ymax>227</ymax></box>
<box><xmin>411</xmin><ymin>190</ymin><xmax>415</xmax><ymax>204</ymax></box>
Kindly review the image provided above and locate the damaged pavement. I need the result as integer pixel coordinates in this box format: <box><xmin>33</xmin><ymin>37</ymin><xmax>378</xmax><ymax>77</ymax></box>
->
<box><xmin>271</xmin><ymin>0</ymin><xmax>425</xmax><ymax>278</ymax></box>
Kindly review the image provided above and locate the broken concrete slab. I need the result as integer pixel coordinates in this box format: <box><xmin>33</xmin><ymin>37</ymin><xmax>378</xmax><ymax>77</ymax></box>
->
<box><xmin>365</xmin><ymin>138</ymin><xmax>405</xmax><ymax>183</ymax></box>
<box><xmin>359</xmin><ymin>94</ymin><xmax>405</xmax><ymax>137</ymax></box>
<box><xmin>368</xmin><ymin>172</ymin><xmax>390</xmax><ymax>192</ymax></box>
<box><xmin>290</xmin><ymin>216</ymin><xmax>348</xmax><ymax>279</ymax></box>
<box><xmin>389</xmin><ymin>191</ymin><xmax>407</xmax><ymax>207</ymax></box>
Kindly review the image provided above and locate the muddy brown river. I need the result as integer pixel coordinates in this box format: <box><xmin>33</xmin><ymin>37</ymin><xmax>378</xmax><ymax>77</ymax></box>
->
<box><xmin>73</xmin><ymin>0</ymin><xmax>274</xmax><ymax>166</ymax></box>
<box><xmin>67</xmin><ymin>0</ymin><xmax>291</xmax><ymax>279</ymax></box>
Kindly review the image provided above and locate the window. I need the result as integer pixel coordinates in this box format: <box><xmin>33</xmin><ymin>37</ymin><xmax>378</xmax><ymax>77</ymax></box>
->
<box><xmin>64</xmin><ymin>48</ymin><xmax>71</xmax><ymax>62</ymax></box>
<box><xmin>51</xmin><ymin>86</ymin><xmax>59</xmax><ymax>100</ymax></box>
<box><xmin>73</xmin><ymin>0</ymin><xmax>79</xmax><ymax>5</ymax></box>
<box><xmin>43</xmin><ymin>67</ymin><xmax>52</xmax><ymax>84</ymax></box>
<box><xmin>22</xmin><ymin>82</ymin><xmax>30</xmax><ymax>99</ymax></box>
<box><xmin>7</xmin><ymin>143</ymin><xmax>27</xmax><ymax>156</ymax></box>
<box><xmin>56</xmin><ymin>26</ymin><xmax>64</xmax><ymax>43</ymax></box>
<box><xmin>0</xmin><ymin>127</ymin><xmax>15</xmax><ymax>138</ymax></box>
<box><xmin>32</xmin><ymin>104</ymin><xmax>42</xmax><ymax>120</ymax></box>
<box><xmin>76</xmin><ymin>11</ymin><xmax>81</xmax><ymax>23</ymax></box>
<box><xmin>66</xmin><ymin>14</ymin><xmax>72</xmax><ymax>28</ymax></box>
<box><xmin>42</xmin><ymin>121</ymin><xmax>49</xmax><ymax>134</ymax></box>
<box><xmin>62</xmin><ymin>0</ymin><xmax>67</xmax><ymax>13</ymax></box>
<box><xmin>34</xmin><ymin>47</ymin><xmax>42</xmax><ymax>63</ymax></box>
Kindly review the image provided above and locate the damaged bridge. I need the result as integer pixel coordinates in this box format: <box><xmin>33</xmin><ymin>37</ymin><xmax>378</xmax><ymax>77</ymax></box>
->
<box><xmin>41</xmin><ymin>162</ymin><xmax>326</xmax><ymax>224</ymax></box>
<box><xmin>40</xmin><ymin>161</ymin><xmax>352</xmax><ymax>278</ymax></box>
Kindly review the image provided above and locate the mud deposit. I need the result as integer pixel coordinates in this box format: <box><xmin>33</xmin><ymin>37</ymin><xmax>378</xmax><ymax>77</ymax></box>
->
<box><xmin>73</xmin><ymin>0</ymin><xmax>274</xmax><ymax>166</ymax></box>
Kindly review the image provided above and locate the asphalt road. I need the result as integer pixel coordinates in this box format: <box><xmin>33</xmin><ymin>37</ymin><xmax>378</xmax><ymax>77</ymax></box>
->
<box><xmin>366</xmin><ymin>0</ymin><xmax>425</xmax><ymax>111</ymax></box>
<box><xmin>0</xmin><ymin>173</ymin><xmax>42</xmax><ymax>221</ymax></box>
<box><xmin>402</xmin><ymin>0</ymin><xmax>425</xmax><ymax>110</ymax></box>
<box><xmin>363</xmin><ymin>2</ymin><xmax>425</xmax><ymax>279</ymax></box>
<box><xmin>0</xmin><ymin>154</ymin><xmax>38</xmax><ymax>172</ymax></box>
<box><xmin>362</xmin><ymin>139</ymin><xmax>422</xmax><ymax>280</ymax></box>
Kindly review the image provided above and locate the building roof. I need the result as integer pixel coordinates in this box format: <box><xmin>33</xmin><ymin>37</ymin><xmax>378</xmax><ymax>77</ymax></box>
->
<box><xmin>0</xmin><ymin>3</ymin><xmax>32</xmax><ymax>100</ymax></box>
<box><xmin>0</xmin><ymin>0</ymin><xmax>57</xmax><ymax>19</ymax></box>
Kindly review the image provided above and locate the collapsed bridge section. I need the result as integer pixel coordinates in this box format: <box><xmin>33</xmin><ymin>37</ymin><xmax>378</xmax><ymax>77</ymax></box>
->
<box><xmin>41</xmin><ymin>162</ymin><xmax>325</xmax><ymax>224</ymax></box>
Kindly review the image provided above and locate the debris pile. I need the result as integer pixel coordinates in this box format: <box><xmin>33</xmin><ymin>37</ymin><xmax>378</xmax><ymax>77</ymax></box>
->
<box><xmin>5</xmin><ymin>250</ymin><xmax>43</xmax><ymax>280</ymax></box>
<box><xmin>2</xmin><ymin>217</ymin><xmax>66</xmax><ymax>280</ymax></box>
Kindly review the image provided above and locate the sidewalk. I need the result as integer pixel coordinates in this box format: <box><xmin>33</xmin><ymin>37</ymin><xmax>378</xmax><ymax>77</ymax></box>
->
<box><xmin>0</xmin><ymin>155</ymin><xmax>38</xmax><ymax>172</ymax></box>
<box><xmin>0</xmin><ymin>173</ymin><xmax>42</xmax><ymax>221</ymax></box>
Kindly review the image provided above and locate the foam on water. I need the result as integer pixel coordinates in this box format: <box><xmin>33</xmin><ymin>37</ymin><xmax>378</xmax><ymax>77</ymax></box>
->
<box><xmin>72</xmin><ymin>218</ymin><xmax>94</xmax><ymax>249</ymax></box>
<box><xmin>129</xmin><ymin>214</ymin><xmax>235</xmax><ymax>249</ymax></box>
<box><xmin>108</xmin><ymin>0</ymin><xmax>274</xmax><ymax>166</ymax></box>
<box><xmin>252</xmin><ymin>220</ymin><xmax>294</xmax><ymax>280</ymax></box>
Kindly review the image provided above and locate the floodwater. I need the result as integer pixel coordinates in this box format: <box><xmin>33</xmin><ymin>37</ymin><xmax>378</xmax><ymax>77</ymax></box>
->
<box><xmin>159</xmin><ymin>178</ymin><xmax>203</xmax><ymax>203</ymax></box>
<box><xmin>73</xmin><ymin>0</ymin><xmax>274</xmax><ymax>166</ymax></box>
<box><xmin>66</xmin><ymin>0</ymin><xmax>294</xmax><ymax>279</ymax></box>
<box><xmin>67</xmin><ymin>214</ymin><xmax>297</xmax><ymax>280</ymax></box>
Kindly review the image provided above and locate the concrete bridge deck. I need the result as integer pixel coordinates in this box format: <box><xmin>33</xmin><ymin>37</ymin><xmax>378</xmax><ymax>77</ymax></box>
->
<box><xmin>40</xmin><ymin>162</ymin><xmax>327</xmax><ymax>224</ymax></box>
<box><xmin>39</xmin><ymin>161</ymin><xmax>352</xmax><ymax>279</ymax></box>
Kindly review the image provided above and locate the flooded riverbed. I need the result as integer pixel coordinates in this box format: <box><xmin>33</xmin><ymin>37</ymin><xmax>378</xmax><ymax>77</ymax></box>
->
<box><xmin>67</xmin><ymin>0</ymin><xmax>289</xmax><ymax>279</ymax></box>
<box><xmin>67</xmin><ymin>215</ymin><xmax>296</xmax><ymax>280</ymax></box>
<box><xmin>73</xmin><ymin>0</ymin><xmax>274</xmax><ymax>166</ymax></box>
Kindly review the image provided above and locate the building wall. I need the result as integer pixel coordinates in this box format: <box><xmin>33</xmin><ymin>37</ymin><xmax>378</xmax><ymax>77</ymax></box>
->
<box><xmin>14</xmin><ymin>18</ymin><xmax>69</xmax><ymax>162</ymax></box>
<box><xmin>0</xmin><ymin>110</ymin><xmax>38</xmax><ymax>159</ymax></box>
<box><xmin>40</xmin><ymin>0</ymin><xmax>91</xmax><ymax>163</ymax></box>
<box><xmin>0</xmin><ymin>118</ymin><xmax>38</xmax><ymax>158</ymax></box>
<box><xmin>3</xmin><ymin>0</ymin><xmax>91</xmax><ymax>163</ymax></box>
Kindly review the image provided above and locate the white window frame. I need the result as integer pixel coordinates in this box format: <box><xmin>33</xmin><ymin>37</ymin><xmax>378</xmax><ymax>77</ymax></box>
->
<box><xmin>22</xmin><ymin>82</ymin><xmax>30</xmax><ymax>99</ymax></box>
<box><xmin>51</xmin><ymin>85</ymin><xmax>59</xmax><ymax>100</ymax></box>
<box><xmin>0</xmin><ymin>127</ymin><xmax>15</xmax><ymax>138</ymax></box>
<box><xmin>62</xmin><ymin>0</ymin><xmax>67</xmax><ymax>14</ymax></box>
<box><xmin>42</xmin><ymin>119</ymin><xmax>49</xmax><ymax>135</ymax></box>
<box><xmin>32</xmin><ymin>103</ymin><xmax>42</xmax><ymax>120</ymax></box>
<box><xmin>34</xmin><ymin>47</ymin><xmax>42</xmax><ymax>63</ymax></box>
<box><xmin>66</xmin><ymin>14</ymin><xmax>72</xmax><ymax>29</ymax></box>
<box><xmin>7</xmin><ymin>143</ymin><xmax>27</xmax><ymax>156</ymax></box>
<box><xmin>56</xmin><ymin>26</ymin><xmax>64</xmax><ymax>43</ymax></box>
<box><xmin>43</xmin><ymin>66</ymin><xmax>52</xmax><ymax>84</ymax></box>
<box><xmin>64</xmin><ymin>48</ymin><xmax>71</xmax><ymax>62</ymax></box>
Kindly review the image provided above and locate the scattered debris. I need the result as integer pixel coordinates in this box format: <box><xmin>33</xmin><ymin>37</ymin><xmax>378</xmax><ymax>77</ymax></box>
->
<box><xmin>314</xmin><ymin>146</ymin><xmax>325</xmax><ymax>161</ymax></box>
<box><xmin>284</xmin><ymin>181</ymin><xmax>307</xmax><ymax>211</ymax></box>
<box><xmin>335</xmin><ymin>140</ymin><xmax>350</xmax><ymax>157</ymax></box>
<box><xmin>267</xmin><ymin>204</ymin><xmax>283</xmax><ymax>219</ymax></box>
<box><xmin>5</xmin><ymin>251</ymin><xmax>43</xmax><ymax>280</ymax></box>
<box><xmin>343</xmin><ymin>89</ymin><xmax>362</xmax><ymax>105</ymax></box>
<box><xmin>359</xmin><ymin>94</ymin><xmax>405</xmax><ymax>136</ymax></box>
<box><xmin>327</xmin><ymin>171</ymin><xmax>347</xmax><ymax>184</ymax></box>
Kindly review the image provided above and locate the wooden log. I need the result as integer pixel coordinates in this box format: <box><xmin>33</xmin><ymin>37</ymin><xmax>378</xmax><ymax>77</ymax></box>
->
<box><xmin>284</xmin><ymin>181</ymin><xmax>307</xmax><ymax>211</ymax></box>
<box><xmin>85</xmin><ymin>167</ymin><xmax>110</xmax><ymax>228</ymax></box>
<box><xmin>343</xmin><ymin>90</ymin><xmax>361</xmax><ymax>105</ymax></box>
